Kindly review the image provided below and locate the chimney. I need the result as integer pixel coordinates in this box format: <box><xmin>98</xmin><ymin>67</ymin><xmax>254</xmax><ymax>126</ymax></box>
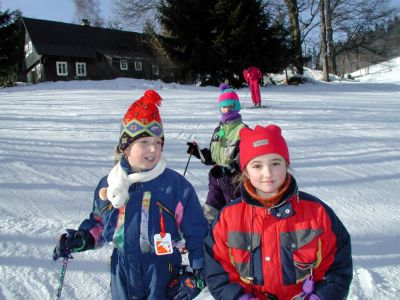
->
<box><xmin>81</xmin><ymin>19</ymin><xmax>90</xmax><ymax>26</ymax></box>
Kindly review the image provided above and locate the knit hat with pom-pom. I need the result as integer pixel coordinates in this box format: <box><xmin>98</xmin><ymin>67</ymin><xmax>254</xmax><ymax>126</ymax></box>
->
<box><xmin>217</xmin><ymin>83</ymin><xmax>241</xmax><ymax>111</ymax></box>
<box><xmin>117</xmin><ymin>90</ymin><xmax>163</xmax><ymax>152</ymax></box>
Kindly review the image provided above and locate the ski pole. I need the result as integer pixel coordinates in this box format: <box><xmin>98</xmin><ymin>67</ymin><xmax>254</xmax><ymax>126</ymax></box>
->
<box><xmin>242</xmin><ymin>90</ymin><xmax>249</xmax><ymax>108</ymax></box>
<box><xmin>56</xmin><ymin>256</ymin><xmax>70</xmax><ymax>299</ymax></box>
<box><xmin>183</xmin><ymin>154</ymin><xmax>192</xmax><ymax>177</ymax></box>
<box><xmin>56</xmin><ymin>232</ymin><xmax>73</xmax><ymax>300</ymax></box>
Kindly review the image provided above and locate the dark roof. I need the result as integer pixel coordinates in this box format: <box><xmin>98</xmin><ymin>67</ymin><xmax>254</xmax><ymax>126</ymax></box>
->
<box><xmin>22</xmin><ymin>17</ymin><xmax>152</xmax><ymax>60</ymax></box>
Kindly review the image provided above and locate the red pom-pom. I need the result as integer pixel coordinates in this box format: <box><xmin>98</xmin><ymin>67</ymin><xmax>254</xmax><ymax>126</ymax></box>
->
<box><xmin>143</xmin><ymin>90</ymin><xmax>162</xmax><ymax>107</ymax></box>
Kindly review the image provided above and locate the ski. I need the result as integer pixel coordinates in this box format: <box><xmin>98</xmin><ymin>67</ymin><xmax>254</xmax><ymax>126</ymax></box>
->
<box><xmin>241</xmin><ymin>105</ymin><xmax>271</xmax><ymax>109</ymax></box>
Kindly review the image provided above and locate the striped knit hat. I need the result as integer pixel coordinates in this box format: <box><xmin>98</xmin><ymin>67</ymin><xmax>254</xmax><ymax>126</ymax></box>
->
<box><xmin>217</xmin><ymin>83</ymin><xmax>240</xmax><ymax>111</ymax></box>
<box><xmin>117</xmin><ymin>90</ymin><xmax>163</xmax><ymax>152</ymax></box>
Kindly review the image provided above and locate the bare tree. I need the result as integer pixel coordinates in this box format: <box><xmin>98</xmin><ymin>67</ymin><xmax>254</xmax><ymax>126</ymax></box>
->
<box><xmin>267</xmin><ymin>0</ymin><xmax>320</xmax><ymax>74</ymax></box>
<box><xmin>112</xmin><ymin>0</ymin><xmax>159</xmax><ymax>32</ymax></box>
<box><xmin>268</xmin><ymin>0</ymin><xmax>394</xmax><ymax>76</ymax></box>
<box><xmin>325</xmin><ymin>0</ymin><xmax>336</xmax><ymax>74</ymax></box>
<box><xmin>329</xmin><ymin>0</ymin><xmax>393</xmax><ymax>74</ymax></box>
<box><xmin>72</xmin><ymin>0</ymin><xmax>104</xmax><ymax>27</ymax></box>
<box><xmin>319</xmin><ymin>0</ymin><xmax>329</xmax><ymax>81</ymax></box>
<box><xmin>283</xmin><ymin>0</ymin><xmax>304</xmax><ymax>75</ymax></box>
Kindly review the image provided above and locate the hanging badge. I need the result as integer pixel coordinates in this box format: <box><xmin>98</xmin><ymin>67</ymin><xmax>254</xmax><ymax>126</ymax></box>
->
<box><xmin>154</xmin><ymin>232</ymin><xmax>173</xmax><ymax>255</ymax></box>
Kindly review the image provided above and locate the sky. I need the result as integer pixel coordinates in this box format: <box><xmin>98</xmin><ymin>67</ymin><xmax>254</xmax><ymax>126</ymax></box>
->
<box><xmin>0</xmin><ymin>0</ymin><xmax>114</xmax><ymax>23</ymax></box>
<box><xmin>0</xmin><ymin>60</ymin><xmax>399</xmax><ymax>299</ymax></box>
<box><xmin>1</xmin><ymin>0</ymin><xmax>399</xmax><ymax>25</ymax></box>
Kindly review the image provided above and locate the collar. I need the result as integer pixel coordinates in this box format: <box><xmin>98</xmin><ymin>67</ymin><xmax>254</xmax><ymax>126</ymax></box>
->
<box><xmin>219</xmin><ymin>114</ymin><xmax>242</xmax><ymax>125</ymax></box>
<box><xmin>220</xmin><ymin>110</ymin><xmax>241</xmax><ymax>123</ymax></box>
<box><xmin>241</xmin><ymin>174</ymin><xmax>298</xmax><ymax>219</ymax></box>
<box><xmin>243</xmin><ymin>175</ymin><xmax>291</xmax><ymax>208</ymax></box>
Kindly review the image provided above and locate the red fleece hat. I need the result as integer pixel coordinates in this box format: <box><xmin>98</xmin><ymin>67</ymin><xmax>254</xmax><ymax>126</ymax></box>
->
<box><xmin>117</xmin><ymin>90</ymin><xmax>163</xmax><ymax>152</ymax></box>
<box><xmin>239</xmin><ymin>124</ymin><xmax>290</xmax><ymax>170</ymax></box>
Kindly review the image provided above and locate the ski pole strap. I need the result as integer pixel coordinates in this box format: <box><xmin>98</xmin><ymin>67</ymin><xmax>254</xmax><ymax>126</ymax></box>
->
<box><xmin>159</xmin><ymin>206</ymin><xmax>166</xmax><ymax>238</ymax></box>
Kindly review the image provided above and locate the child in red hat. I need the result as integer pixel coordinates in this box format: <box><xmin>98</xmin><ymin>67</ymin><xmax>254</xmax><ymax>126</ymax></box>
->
<box><xmin>204</xmin><ymin>124</ymin><xmax>353</xmax><ymax>300</ymax></box>
<box><xmin>53</xmin><ymin>90</ymin><xmax>208</xmax><ymax>299</ymax></box>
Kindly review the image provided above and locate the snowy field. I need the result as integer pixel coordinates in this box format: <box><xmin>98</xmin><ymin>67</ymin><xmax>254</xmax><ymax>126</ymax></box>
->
<box><xmin>0</xmin><ymin>66</ymin><xmax>400</xmax><ymax>299</ymax></box>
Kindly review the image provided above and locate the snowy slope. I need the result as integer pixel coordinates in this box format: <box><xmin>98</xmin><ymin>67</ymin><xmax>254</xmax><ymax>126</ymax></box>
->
<box><xmin>0</xmin><ymin>64</ymin><xmax>400</xmax><ymax>299</ymax></box>
<box><xmin>350</xmin><ymin>57</ymin><xmax>400</xmax><ymax>84</ymax></box>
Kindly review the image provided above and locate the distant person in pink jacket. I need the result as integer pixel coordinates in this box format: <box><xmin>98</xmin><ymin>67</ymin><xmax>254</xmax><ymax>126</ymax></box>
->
<box><xmin>243</xmin><ymin>66</ymin><xmax>262</xmax><ymax>106</ymax></box>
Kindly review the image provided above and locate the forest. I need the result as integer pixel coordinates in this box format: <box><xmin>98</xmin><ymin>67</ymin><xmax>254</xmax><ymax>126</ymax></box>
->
<box><xmin>1</xmin><ymin>0</ymin><xmax>399</xmax><ymax>86</ymax></box>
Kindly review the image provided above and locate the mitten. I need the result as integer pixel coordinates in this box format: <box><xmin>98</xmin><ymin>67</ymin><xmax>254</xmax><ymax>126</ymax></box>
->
<box><xmin>238</xmin><ymin>294</ymin><xmax>259</xmax><ymax>300</ymax></box>
<box><xmin>166</xmin><ymin>268</ymin><xmax>204</xmax><ymax>300</ymax></box>
<box><xmin>53</xmin><ymin>229</ymin><xmax>95</xmax><ymax>261</ymax></box>
<box><xmin>186</xmin><ymin>142</ymin><xmax>201</xmax><ymax>159</ymax></box>
<box><xmin>298</xmin><ymin>275</ymin><xmax>321</xmax><ymax>300</ymax></box>
<box><xmin>193</xmin><ymin>268</ymin><xmax>206</xmax><ymax>290</ymax></box>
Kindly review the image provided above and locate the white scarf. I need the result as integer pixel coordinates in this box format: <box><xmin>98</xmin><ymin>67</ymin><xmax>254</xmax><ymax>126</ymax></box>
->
<box><xmin>106</xmin><ymin>156</ymin><xmax>167</xmax><ymax>208</ymax></box>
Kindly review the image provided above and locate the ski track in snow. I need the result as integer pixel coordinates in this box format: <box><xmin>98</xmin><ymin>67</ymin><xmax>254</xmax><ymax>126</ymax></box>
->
<box><xmin>0</xmin><ymin>78</ymin><xmax>399</xmax><ymax>299</ymax></box>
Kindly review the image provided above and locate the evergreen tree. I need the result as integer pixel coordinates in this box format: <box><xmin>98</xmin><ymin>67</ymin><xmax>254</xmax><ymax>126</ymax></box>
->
<box><xmin>0</xmin><ymin>9</ymin><xmax>24</xmax><ymax>86</ymax></box>
<box><xmin>212</xmin><ymin>0</ymin><xmax>290</xmax><ymax>86</ymax></box>
<box><xmin>158</xmin><ymin>0</ymin><xmax>217</xmax><ymax>83</ymax></box>
<box><xmin>158</xmin><ymin>0</ymin><xmax>290</xmax><ymax>86</ymax></box>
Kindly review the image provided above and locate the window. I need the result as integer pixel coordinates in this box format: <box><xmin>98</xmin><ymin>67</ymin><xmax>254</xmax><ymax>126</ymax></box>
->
<box><xmin>25</xmin><ymin>41</ymin><xmax>32</xmax><ymax>57</ymax></box>
<box><xmin>76</xmin><ymin>62</ymin><xmax>87</xmax><ymax>77</ymax></box>
<box><xmin>134</xmin><ymin>60</ymin><xmax>142</xmax><ymax>71</ymax></box>
<box><xmin>120</xmin><ymin>60</ymin><xmax>128</xmax><ymax>70</ymax></box>
<box><xmin>36</xmin><ymin>64</ymin><xmax>41</xmax><ymax>80</ymax></box>
<box><xmin>56</xmin><ymin>61</ymin><xmax>68</xmax><ymax>76</ymax></box>
<box><xmin>152</xmin><ymin>64</ymin><xmax>159</xmax><ymax>76</ymax></box>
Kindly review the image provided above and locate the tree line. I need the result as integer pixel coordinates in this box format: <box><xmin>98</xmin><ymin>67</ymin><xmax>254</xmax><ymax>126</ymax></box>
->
<box><xmin>108</xmin><ymin>0</ymin><xmax>398</xmax><ymax>84</ymax></box>
<box><xmin>0</xmin><ymin>0</ymin><xmax>399</xmax><ymax>86</ymax></box>
<box><xmin>0</xmin><ymin>9</ymin><xmax>24</xmax><ymax>87</ymax></box>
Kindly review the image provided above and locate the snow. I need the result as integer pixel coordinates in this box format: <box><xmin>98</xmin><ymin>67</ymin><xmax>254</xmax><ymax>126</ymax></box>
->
<box><xmin>350</xmin><ymin>57</ymin><xmax>400</xmax><ymax>84</ymax></box>
<box><xmin>1</xmin><ymin>59</ymin><xmax>400</xmax><ymax>300</ymax></box>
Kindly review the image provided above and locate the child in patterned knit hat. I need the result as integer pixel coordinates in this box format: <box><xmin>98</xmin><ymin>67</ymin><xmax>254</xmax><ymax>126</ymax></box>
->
<box><xmin>187</xmin><ymin>83</ymin><xmax>247</xmax><ymax>223</ymax></box>
<box><xmin>53</xmin><ymin>90</ymin><xmax>208</xmax><ymax>299</ymax></box>
<box><xmin>204</xmin><ymin>124</ymin><xmax>352</xmax><ymax>300</ymax></box>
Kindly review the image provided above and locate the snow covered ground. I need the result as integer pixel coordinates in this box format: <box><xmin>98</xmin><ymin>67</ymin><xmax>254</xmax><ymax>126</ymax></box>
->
<box><xmin>0</xmin><ymin>63</ymin><xmax>400</xmax><ymax>299</ymax></box>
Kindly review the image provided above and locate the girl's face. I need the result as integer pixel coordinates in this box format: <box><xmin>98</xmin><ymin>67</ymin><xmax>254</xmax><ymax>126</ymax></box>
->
<box><xmin>220</xmin><ymin>104</ymin><xmax>235</xmax><ymax>113</ymax></box>
<box><xmin>245</xmin><ymin>153</ymin><xmax>287</xmax><ymax>198</ymax></box>
<box><xmin>124</xmin><ymin>136</ymin><xmax>163</xmax><ymax>171</ymax></box>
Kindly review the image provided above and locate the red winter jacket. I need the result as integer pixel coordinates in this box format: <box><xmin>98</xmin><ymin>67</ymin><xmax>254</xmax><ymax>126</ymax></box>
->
<box><xmin>243</xmin><ymin>67</ymin><xmax>262</xmax><ymax>82</ymax></box>
<box><xmin>204</xmin><ymin>175</ymin><xmax>352</xmax><ymax>300</ymax></box>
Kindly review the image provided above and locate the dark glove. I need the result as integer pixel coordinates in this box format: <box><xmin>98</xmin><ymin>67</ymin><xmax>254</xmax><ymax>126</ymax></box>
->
<box><xmin>166</xmin><ymin>267</ymin><xmax>205</xmax><ymax>300</ymax></box>
<box><xmin>186</xmin><ymin>142</ymin><xmax>201</xmax><ymax>159</ymax></box>
<box><xmin>193</xmin><ymin>268</ymin><xmax>206</xmax><ymax>290</ymax></box>
<box><xmin>53</xmin><ymin>229</ymin><xmax>95</xmax><ymax>261</ymax></box>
